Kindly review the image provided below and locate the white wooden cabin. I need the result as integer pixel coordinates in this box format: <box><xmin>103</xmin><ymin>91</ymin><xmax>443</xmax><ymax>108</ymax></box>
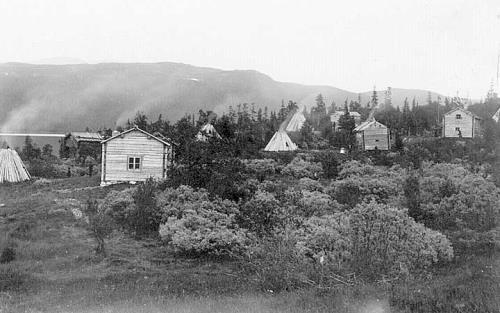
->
<box><xmin>442</xmin><ymin>108</ymin><xmax>482</xmax><ymax>138</ymax></box>
<box><xmin>100</xmin><ymin>127</ymin><xmax>173</xmax><ymax>186</ymax></box>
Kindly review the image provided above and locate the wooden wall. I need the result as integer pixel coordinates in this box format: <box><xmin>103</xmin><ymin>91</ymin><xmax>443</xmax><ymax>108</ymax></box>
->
<box><xmin>443</xmin><ymin>110</ymin><xmax>475</xmax><ymax>138</ymax></box>
<box><xmin>101</xmin><ymin>130</ymin><xmax>170</xmax><ymax>185</ymax></box>
<box><xmin>360</xmin><ymin>125</ymin><xmax>390</xmax><ymax>150</ymax></box>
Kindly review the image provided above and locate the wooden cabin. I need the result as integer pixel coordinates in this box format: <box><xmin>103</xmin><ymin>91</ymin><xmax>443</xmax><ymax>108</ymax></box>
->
<box><xmin>442</xmin><ymin>108</ymin><xmax>482</xmax><ymax>138</ymax></box>
<box><xmin>60</xmin><ymin>132</ymin><xmax>103</xmax><ymax>162</ymax></box>
<box><xmin>100</xmin><ymin>127</ymin><xmax>174</xmax><ymax>186</ymax></box>
<box><xmin>354</xmin><ymin>119</ymin><xmax>390</xmax><ymax>151</ymax></box>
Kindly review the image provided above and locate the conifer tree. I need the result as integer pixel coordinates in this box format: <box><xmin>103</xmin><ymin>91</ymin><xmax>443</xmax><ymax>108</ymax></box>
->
<box><xmin>371</xmin><ymin>86</ymin><xmax>378</xmax><ymax>108</ymax></box>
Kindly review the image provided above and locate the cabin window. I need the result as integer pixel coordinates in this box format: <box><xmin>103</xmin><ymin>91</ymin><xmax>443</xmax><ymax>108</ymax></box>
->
<box><xmin>128</xmin><ymin>156</ymin><xmax>142</xmax><ymax>170</ymax></box>
<box><xmin>456</xmin><ymin>114</ymin><xmax>462</xmax><ymax>119</ymax></box>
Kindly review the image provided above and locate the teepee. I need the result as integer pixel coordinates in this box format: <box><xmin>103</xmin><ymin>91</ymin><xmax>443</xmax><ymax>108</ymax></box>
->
<box><xmin>493</xmin><ymin>107</ymin><xmax>500</xmax><ymax>123</ymax></box>
<box><xmin>264</xmin><ymin>131</ymin><xmax>298</xmax><ymax>152</ymax></box>
<box><xmin>196</xmin><ymin>123</ymin><xmax>221</xmax><ymax>141</ymax></box>
<box><xmin>0</xmin><ymin>149</ymin><xmax>31</xmax><ymax>183</ymax></box>
<box><xmin>285</xmin><ymin>109</ymin><xmax>306</xmax><ymax>132</ymax></box>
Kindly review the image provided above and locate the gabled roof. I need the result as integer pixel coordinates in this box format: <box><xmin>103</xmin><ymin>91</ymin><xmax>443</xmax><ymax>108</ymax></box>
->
<box><xmin>444</xmin><ymin>107</ymin><xmax>482</xmax><ymax>120</ymax></box>
<box><xmin>68</xmin><ymin>132</ymin><xmax>103</xmax><ymax>142</ymax></box>
<box><xmin>354</xmin><ymin>119</ymin><xmax>387</xmax><ymax>132</ymax></box>
<box><xmin>101</xmin><ymin>127</ymin><xmax>172</xmax><ymax>146</ymax></box>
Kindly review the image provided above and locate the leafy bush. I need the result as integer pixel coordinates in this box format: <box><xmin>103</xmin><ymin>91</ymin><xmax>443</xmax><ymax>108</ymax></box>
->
<box><xmin>103</xmin><ymin>178</ymin><xmax>161</xmax><ymax>237</ymax></box>
<box><xmin>243</xmin><ymin>158</ymin><xmax>278</xmax><ymax>181</ymax></box>
<box><xmin>27</xmin><ymin>159</ymin><xmax>66</xmax><ymax>178</ymax></box>
<box><xmin>102</xmin><ymin>188</ymin><xmax>135</xmax><ymax>226</ymax></box>
<box><xmin>311</xmin><ymin>150</ymin><xmax>345</xmax><ymax>179</ymax></box>
<box><xmin>158</xmin><ymin>185</ymin><xmax>238</xmax><ymax>219</ymax></box>
<box><xmin>296</xmin><ymin>214</ymin><xmax>351</xmax><ymax>271</ymax></box>
<box><xmin>83</xmin><ymin>199</ymin><xmax>115</xmax><ymax>256</ymax></box>
<box><xmin>282</xmin><ymin>157</ymin><xmax>323</xmax><ymax>179</ymax></box>
<box><xmin>241</xmin><ymin>233</ymin><xmax>313</xmax><ymax>292</ymax></box>
<box><xmin>158</xmin><ymin>186</ymin><xmax>246</xmax><ymax>256</ymax></box>
<box><xmin>328</xmin><ymin>176</ymin><xmax>400</xmax><ymax>209</ymax></box>
<box><xmin>418</xmin><ymin>162</ymin><xmax>500</xmax><ymax>254</ymax></box>
<box><xmin>296</xmin><ymin>202</ymin><xmax>453</xmax><ymax>280</ymax></box>
<box><xmin>297</xmin><ymin>178</ymin><xmax>323</xmax><ymax>192</ymax></box>
<box><xmin>328</xmin><ymin>161</ymin><xmax>404</xmax><ymax>209</ymax></box>
<box><xmin>297</xmin><ymin>191</ymin><xmax>342</xmax><ymax>217</ymax></box>
<box><xmin>238</xmin><ymin>191</ymin><xmax>283</xmax><ymax>237</ymax></box>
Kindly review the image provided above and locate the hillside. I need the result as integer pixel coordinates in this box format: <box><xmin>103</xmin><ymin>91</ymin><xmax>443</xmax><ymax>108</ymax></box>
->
<box><xmin>0</xmin><ymin>62</ymin><xmax>441</xmax><ymax>135</ymax></box>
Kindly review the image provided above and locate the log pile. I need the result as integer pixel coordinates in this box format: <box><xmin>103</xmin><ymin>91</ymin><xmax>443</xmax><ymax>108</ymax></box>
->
<box><xmin>0</xmin><ymin>149</ymin><xmax>31</xmax><ymax>183</ymax></box>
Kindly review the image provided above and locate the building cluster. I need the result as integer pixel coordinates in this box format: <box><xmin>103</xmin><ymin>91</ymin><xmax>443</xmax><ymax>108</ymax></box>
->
<box><xmin>1</xmin><ymin>103</ymin><xmax>497</xmax><ymax>186</ymax></box>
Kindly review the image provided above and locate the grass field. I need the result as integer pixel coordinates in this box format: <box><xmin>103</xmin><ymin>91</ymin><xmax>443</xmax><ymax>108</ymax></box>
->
<box><xmin>0</xmin><ymin>176</ymin><xmax>498</xmax><ymax>313</ymax></box>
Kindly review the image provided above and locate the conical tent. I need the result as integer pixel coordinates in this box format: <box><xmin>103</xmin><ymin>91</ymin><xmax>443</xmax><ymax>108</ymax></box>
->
<box><xmin>0</xmin><ymin>149</ymin><xmax>31</xmax><ymax>183</ymax></box>
<box><xmin>196</xmin><ymin>123</ymin><xmax>221</xmax><ymax>141</ymax></box>
<box><xmin>285</xmin><ymin>110</ymin><xmax>306</xmax><ymax>132</ymax></box>
<box><xmin>493</xmin><ymin>107</ymin><xmax>500</xmax><ymax>123</ymax></box>
<box><xmin>264</xmin><ymin>131</ymin><xmax>298</xmax><ymax>152</ymax></box>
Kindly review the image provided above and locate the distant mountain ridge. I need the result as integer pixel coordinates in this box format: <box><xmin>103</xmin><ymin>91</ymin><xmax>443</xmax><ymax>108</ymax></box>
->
<box><xmin>0</xmin><ymin>62</ymin><xmax>442</xmax><ymax>134</ymax></box>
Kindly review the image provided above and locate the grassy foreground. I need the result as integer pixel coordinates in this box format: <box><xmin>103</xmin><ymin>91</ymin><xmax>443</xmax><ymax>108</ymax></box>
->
<box><xmin>0</xmin><ymin>177</ymin><xmax>498</xmax><ymax>313</ymax></box>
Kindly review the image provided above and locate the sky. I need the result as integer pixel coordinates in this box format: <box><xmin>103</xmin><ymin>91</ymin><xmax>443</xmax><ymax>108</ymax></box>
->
<box><xmin>0</xmin><ymin>0</ymin><xmax>499</xmax><ymax>98</ymax></box>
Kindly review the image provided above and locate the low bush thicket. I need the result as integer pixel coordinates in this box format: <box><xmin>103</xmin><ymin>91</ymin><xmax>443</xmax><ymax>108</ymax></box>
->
<box><xmin>243</xmin><ymin>158</ymin><xmax>278</xmax><ymax>182</ymax></box>
<box><xmin>103</xmin><ymin>178</ymin><xmax>161</xmax><ymax>238</ymax></box>
<box><xmin>158</xmin><ymin>186</ymin><xmax>246</xmax><ymax>256</ymax></box>
<box><xmin>296</xmin><ymin>202</ymin><xmax>453</xmax><ymax>280</ymax></box>
<box><xmin>282</xmin><ymin>156</ymin><xmax>323</xmax><ymax>179</ymax></box>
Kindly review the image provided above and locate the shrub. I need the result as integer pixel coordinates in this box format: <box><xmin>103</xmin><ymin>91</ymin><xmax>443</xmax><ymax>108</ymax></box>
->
<box><xmin>296</xmin><ymin>202</ymin><xmax>453</xmax><ymax>280</ymax></box>
<box><xmin>419</xmin><ymin>162</ymin><xmax>500</xmax><ymax>254</ymax></box>
<box><xmin>348</xmin><ymin>202</ymin><xmax>453</xmax><ymax>278</ymax></box>
<box><xmin>27</xmin><ymin>159</ymin><xmax>66</xmax><ymax>178</ymax></box>
<box><xmin>328</xmin><ymin>177</ymin><xmax>400</xmax><ymax>209</ymax></box>
<box><xmin>312</xmin><ymin>150</ymin><xmax>345</xmax><ymax>179</ymax></box>
<box><xmin>295</xmin><ymin>214</ymin><xmax>351</xmax><ymax>271</ymax></box>
<box><xmin>103</xmin><ymin>179</ymin><xmax>161</xmax><ymax>237</ymax></box>
<box><xmin>83</xmin><ymin>199</ymin><xmax>115</xmax><ymax>256</ymax></box>
<box><xmin>158</xmin><ymin>186</ymin><xmax>246</xmax><ymax>256</ymax></box>
<box><xmin>158</xmin><ymin>185</ymin><xmax>238</xmax><ymax>219</ymax></box>
<box><xmin>298</xmin><ymin>191</ymin><xmax>342</xmax><ymax>217</ymax></box>
<box><xmin>282</xmin><ymin>157</ymin><xmax>323</xmax><ymax>179</ymax></box>
<box><xmin>241</xmin><ymin>233</ymin><xmax>313</xmax><ymax>292</ymax></box>
<box><xmin>297</xmin><ymin>178</ymin><xmax>323</xmax><ymax>192</ymax></box>
<box><xmin>237</xmin><ymin>191</ymin><xmax>283</xmax><ymax>237</ymax></box>
<box><xmin>243</xmin><ymin>158</ymin><xmax>278</xmax><ymax>181</ymax></box>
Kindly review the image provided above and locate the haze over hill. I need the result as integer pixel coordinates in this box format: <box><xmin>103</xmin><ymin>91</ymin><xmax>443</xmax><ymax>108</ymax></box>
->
<box><xmin>0</xmin><ymin>62</ymin><xmax>442</xmax><ymax>135</ymax></box>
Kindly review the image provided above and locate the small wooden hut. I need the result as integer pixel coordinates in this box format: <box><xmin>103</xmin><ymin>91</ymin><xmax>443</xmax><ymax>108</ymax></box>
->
<box><xmin>354</xmin><ymin>119</ymin><xmax>390</xmax><ymax>151</ymax></box>
<box><xmin>442</xmin><ymin>108</ymin><xmax>482</xmax><ymax>138</ymax></box>
<box><xmin>100</xmin><ymin>127</ymin><xmax>174</xmax><ymax>186</ymax></box>
<box><xmin>60</xmin><ymin>132</ymin><xmax>103</xmax><ymax>161</ymax></box>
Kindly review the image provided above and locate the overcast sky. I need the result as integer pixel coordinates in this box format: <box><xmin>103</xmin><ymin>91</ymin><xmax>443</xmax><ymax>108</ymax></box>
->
<box><xmin>1</xmin><ymin>0</ymin><xmax>499</xmax><ymax>98</ymax></box>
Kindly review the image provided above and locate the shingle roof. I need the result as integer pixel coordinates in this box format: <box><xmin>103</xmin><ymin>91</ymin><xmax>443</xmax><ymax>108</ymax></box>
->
<box><xmin>354</xmin><ymin>119</ymin><xmax>387</xmax><ymax>132</ymax></box>
<box><xmin>101</xmin><ymin>127</ymin><xmax>172</xmax><ymax>146</ymax></box>
<box><xmin>69</xmin><ymin>132</ymin><xmax>103</xmax><ymax>142</ymax></box>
